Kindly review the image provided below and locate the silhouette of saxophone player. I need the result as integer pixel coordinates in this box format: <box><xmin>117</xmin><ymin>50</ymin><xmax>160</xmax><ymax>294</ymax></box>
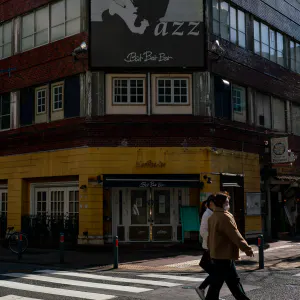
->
<box><xmin>102</xmin><ymin>0</ymin><xmax>170</xmax><ymax>35</ymax></box>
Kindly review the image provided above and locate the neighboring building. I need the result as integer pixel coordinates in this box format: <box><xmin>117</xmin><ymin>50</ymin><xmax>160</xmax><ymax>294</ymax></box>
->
<box><xmin>0</xmin><ymin>0</ymin><xmax>299</xmax><ymax>246</ymax></box>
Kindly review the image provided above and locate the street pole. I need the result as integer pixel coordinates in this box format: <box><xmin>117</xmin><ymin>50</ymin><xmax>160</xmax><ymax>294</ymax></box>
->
<box><xmin>258</xmin><ymin>234</ymin><xmax>264</xmax><ymax>269</ymax></box>
<box><xmin>113</xmin><ymin>236</ymin><xmax>119</xmax><ymax>269</ymax></box>
<box><xmin>18</xmin><ymin>233</ymin><xmax>23</xmax><ymax>260</ymax></box>
<box><xmin>60</xmin><ymin>232</ymin><xmax>64</xmax><ymax>264</ymax></box>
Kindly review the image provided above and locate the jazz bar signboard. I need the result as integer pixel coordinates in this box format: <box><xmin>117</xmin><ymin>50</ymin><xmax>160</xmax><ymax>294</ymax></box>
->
<box><xmin>90</xmin><ymin>0</ymin><xmax>205</xmax><ymax>68</ymax></box>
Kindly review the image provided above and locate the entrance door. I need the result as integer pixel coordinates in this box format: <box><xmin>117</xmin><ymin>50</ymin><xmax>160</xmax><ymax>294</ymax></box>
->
<box><xmin>129</xmin><ymin>189</ymin><xmax>150</xmax><ymax>241</ymax></box>
<box><xmin>152</xmin><ymin>189</ymin><xmax>172</xmax><ymax>241</ymax></box>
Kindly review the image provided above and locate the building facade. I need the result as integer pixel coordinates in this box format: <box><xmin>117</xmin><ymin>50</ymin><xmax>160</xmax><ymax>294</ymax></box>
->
<box><xmin>0</xmin><ymin>0</ymin><xmax>299</xmax><ymax>246</ymax></box>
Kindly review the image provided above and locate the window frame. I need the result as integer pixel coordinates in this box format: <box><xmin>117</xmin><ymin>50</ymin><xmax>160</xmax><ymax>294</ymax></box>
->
<box><xmin>292</xmin><ymin>103</ymin><xmax>300</xmax><ymax>136</ymax></box>
<box><xmin>289</xmin><ymin>40</ymin><xmax>300</xmax><ymax>74</ymax></box>
<box><xmin>51</xmin><ymin>81</ymin><xmax>64</xmax><ymax>112</ymax></box>
<box><xmin>156</xmin><ymin>78</ymin><xmax>190</xmax><ymax>105</ymax></box>
<box><xmin>112</xmin><ymin>77</ymin><xmax>146</xmax><ymax>105</ymax></box>
<box><xmin>20</xmin><ymin>0</ymin><xmax>82</xmax><ymax>53</ymax></box>
<box><xmin>232</xmin><ymin>85</ymin><xmax>246</xmax><ymax>115</ymax></box>
<box><xmin>0</xmin><ymin>20</ymin><xmax>13</xmax><ymax>59</ymax></box>
<box><xmin>30</xmin><ymin>182</ymin><xmax>79</xmax><ymax>217</ymax></box>
<box><xmin>253</xmin><ymin>20</ymin><xmax>285</xmax><ymax>67</ymax></box>
<box><xmin>0</xmin><ymin>189</ymin><xmax>8</xmax><ymax>216</ymax></box>
<box><xmin>50</xmin><ymin>0</ymin><xmax>81</xmax><ymax>42</ymax></box>
<box><xmin>0</xmin><ymin>94</ymin><xmax>11</xmax><ymax>131</ymax></box>
<box><xmin>35</xmin><ymin>86</ymin><xmax>48</xmax><ymax>115</ymax></box>
<box><xmin>212</xmin><ymin>0</ymin><xmax>246</xmax><ymax>48</ymax></box>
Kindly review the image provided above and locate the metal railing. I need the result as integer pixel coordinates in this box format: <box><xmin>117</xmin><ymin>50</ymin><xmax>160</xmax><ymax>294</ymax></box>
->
<box><xmin>21</xmin><ymin>214</ymin><xmax>79</xmax><ymax>249</ymax></box>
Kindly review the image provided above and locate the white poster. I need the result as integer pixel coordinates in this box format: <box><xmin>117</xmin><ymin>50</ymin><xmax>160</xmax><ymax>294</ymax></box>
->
<box><xmin>271</xmin><ymin>137</ymin><xmax>289</xmax><ymax>164</ymax></box>
<box><xmin>246</xmin><ymin>193</ymin><xmax>261</xmax><ymax>216</ymax></box>
<box><xmin>159</xmin><ymin>195</ymin><xmax>166</xmax><ymax>214</ymax></box>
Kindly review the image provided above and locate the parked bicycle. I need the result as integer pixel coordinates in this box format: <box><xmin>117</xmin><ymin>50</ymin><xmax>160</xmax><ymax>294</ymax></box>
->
<box><xmin>3</xmin><ymin>226</ymin><xmax>28</xmax><ymax>254</ymax></box>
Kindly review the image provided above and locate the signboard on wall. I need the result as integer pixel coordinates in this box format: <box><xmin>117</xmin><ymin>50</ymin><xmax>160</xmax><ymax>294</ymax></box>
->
<box><xmin>271</xmin><ymin>137</ymin><xmax>289</xmax><ymax>164</ymax></box>
<box><xmin>246</xmin><ymin>193</ymin><xmax>261</xmax><ymax>216</ymax></box>
<box><xmin>90</xmin><ymin>0</ymin><xmax>205</xmax><ymax>68</ymax></box>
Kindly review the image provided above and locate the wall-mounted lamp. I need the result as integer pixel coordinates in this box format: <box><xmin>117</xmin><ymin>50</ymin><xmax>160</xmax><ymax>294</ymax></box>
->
<box><xmin>222</xmin><ymin>79</ymin><xmax>230</xmax><ymax>85</ymax></box>
<box><xmin>203</xmin><ymin>175</ymin><xmax>212</xmax><ymax>184</ymax></box>
<box><xmin>211</xmin><ymin>39</ymin><xmax>226</xmax><ymax>61</ymax></box>
<box><xmin>72</xmin><ymin>42</ymin><xmax>88</xmax><ymax>61</ymax></box>
<box><xmin>80</xmin><ymin>185</ymin><xmax>87</xmax><ymax>190</ymax></box>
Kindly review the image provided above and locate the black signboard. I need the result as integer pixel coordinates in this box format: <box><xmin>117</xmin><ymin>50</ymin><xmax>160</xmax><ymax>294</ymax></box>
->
<box><xmin>90</xmin><ymin>0</ymin><xmax>205</xmax><ymax>68</ymax></box>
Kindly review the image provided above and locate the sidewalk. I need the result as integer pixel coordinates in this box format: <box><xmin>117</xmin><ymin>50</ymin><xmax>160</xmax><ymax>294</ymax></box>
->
<box><xmin>0</xmin><ymin>240</ymin><xmax>299</xmax><ymax>273</ymax></box>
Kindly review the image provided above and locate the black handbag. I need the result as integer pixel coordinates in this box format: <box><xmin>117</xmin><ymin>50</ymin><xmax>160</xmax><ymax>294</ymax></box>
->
<box><xmin>199</xmin><ymin>250</ymin><xmax>211</xmax><ymax>271</ymax></box>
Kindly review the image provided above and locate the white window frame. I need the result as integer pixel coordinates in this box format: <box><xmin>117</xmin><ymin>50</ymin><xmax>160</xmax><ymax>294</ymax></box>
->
<box><xmin>0</xmin><ymin>21</ymin><xmax>12</xmax><ymax>59</ymax></box>
<box><xmin>0</xmin><ymin>188</ymin><xmax>8</xmax><ymax>216</ymax></box>
<box><xmin>156</xmin><ymin>78</ymin><xmax>190</xmax><ymax>105</ymax></box>
<box><xmin>51</xmin><ymin>82</ymin><xmax>64</xmax><ymax>112</ymax></box>
<box><xmin>112</xmin><ymin>78</ymin><xmax>146</xmax><ymax>105</ymax></box>
<box><xmin>212</xmin><ymin>0</ymin><xmax>246</xmax><ymax>48</ymax></box>
<box><xmin>30</xmin><ymin>182</ymin><xmax>79</xmax><ymax>216</ymax></box>
<box><xmin>35</xmin><ymin>86</ymin><xmax>48</xmax><ymax>115</ymax></box>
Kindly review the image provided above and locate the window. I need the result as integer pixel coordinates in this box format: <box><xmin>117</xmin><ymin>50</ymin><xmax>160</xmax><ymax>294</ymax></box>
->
<box><xmin>289</xmin><ymin>41</ymin><xmax>300</xmax><ymax>74</ymax></box>
<box><xmin>113</xmin><ymin>78</ymin><xmax>145</xmax><ymax>104</ymax></box>
<box><xmin>212</xmin><ymin>0</ymin><xmax>246</xmax><ymax>48</ymax></box>
<box><xmin>232</xmin><ymin>85</ymin><xmax>246</xmax><ymax>123</ymax></box>
<box><xmin>0</xmin><ymin>94</ymin><xmax>10</xmax><ymax>130</ymax></box>
<box><xmin>21</xmin><ymin>6</ymin><xmax>49</xmax><ymax>51</ymax></box>
<box><xmin>292</xmin><ymin>104</ymin><xmax>300</xmax><ymax>136</ymax></box>
<box><xmin>34</xmin><ymin>186</ymin><xmax>79</xmax><ymax>218</ymax></box>
<box><xmin>255</xmin><ymin>92</ymin><xmax>271</xmax><ymax>128</ymax></box>
<box><xmin>0</xmin><ymin>191</ymin><xmax>8</xmax><ymax>216</ymax></box>
<box><xmin>21</xmin><ymin>0</ymin><xmax>81</xmax><ymax>52</ymax></box>
<box><xmin>272</xmin><ymin>98</ymin><xmax>286</xmax><ymax>132</ymax></box>
<box><xmin>52</xmin><ymin>82</ymin><xmax>64</xmax><ymax>111</ymax></box>
<box><xmin>157</xmin><ymin>78</ymin><xmax>189</xmax><ymax>104</ymax></box>
<box><xmin>35</xmin><ymin>87</ymin><xmax>47</xmax><ymax>114</ymax></box>
<box><xmin>51</xmin><ymin>0</ymin><xmax>81</xmax><ymax>42</ymax></box>
<box><xmin>254</xmin><ymin>21</ymin><xmax>285</xmax><ymax>67</ymax></box>
<box><xmin>0</xmin><ymin>21</ymin><xmax>12</xmax><ymax>59</ymax></box>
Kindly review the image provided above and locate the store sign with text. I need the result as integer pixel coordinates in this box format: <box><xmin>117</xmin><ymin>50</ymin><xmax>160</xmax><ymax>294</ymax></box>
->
<box><xmin>90</xmin><ymin>0</ymin><xmax>204</xmax><ymax>67</ymax></box>
<box><xmin>271</xmin><ymin>137</ymin><xmax>289</xmax><ymax>164</ymax></box>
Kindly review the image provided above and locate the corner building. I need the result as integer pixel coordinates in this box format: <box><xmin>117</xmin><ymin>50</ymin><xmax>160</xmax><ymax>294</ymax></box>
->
<box><xmin>0</xmin><ymin>0</ymin><xmax>299</xmax><ymax>246</ymax></box>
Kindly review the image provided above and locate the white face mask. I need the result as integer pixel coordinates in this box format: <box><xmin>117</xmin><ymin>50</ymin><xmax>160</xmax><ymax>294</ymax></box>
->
<box><xmin>223</xmin><ymin>204</ymin><xmax>230</xmax><ymax>211</ymax></box>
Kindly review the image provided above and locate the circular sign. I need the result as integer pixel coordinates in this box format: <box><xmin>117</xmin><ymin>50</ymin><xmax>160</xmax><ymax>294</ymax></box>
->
<box><xmin>273</xmin><ymin>142</ymin><xmax>286</xmax><ymax>156</ymax></box>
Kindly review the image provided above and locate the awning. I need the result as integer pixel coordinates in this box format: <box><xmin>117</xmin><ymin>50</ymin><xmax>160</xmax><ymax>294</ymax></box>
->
<box><xmin>103</xmin><ymin>174</ymin><xmax>201</xmax><ymax>188</ymax></box>
<box><xmin>220</xmin><ymin>173</ymin><xmax>244</xmax><ymax>188</ymax></box>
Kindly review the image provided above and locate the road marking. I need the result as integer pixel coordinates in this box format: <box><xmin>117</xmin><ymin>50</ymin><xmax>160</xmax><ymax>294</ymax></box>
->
<box><xmin>2</xmin><ymin>273</ymin><xmax>152</xmax><ymax>294</ymax></box>
<box><xmin>35</xmin><ymin>270</ymin><xmax>181</xmax><ymax>287</ymax></box>
<box><xmin>0</xmin><ymin>296</ymin><xmax>42</xmax><ymax>300</ymax></box>
<box><xmin>0</xmin><ymin>281</ymin><xmax>115</xmax><ymax>300</ymax></box>
<box><xmin>138</xmin><ymin>274</ymin><xmax>204</xmax><ymax>282</ymax></box>
<box><xmin>293</xmin><ymin>273</ymin><xmax>300</xmax><ymax>277</ymax></box>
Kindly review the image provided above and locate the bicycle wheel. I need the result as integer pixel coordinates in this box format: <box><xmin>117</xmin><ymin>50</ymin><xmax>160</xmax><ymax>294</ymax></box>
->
<box><xmin>9</xmin><ymin>232</ymin><xmax>29</xmax><ymax>254</ymax></box>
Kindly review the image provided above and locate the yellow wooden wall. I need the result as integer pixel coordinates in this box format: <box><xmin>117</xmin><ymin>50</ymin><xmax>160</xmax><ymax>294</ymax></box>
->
<box><xmin>1</xmin><ymin>146</ymin><xmax>261</xmax><ymax>240</ymax></box>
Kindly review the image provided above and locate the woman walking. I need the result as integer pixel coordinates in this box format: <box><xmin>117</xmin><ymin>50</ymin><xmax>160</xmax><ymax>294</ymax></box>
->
<box><xmin>206</xmin><ymin>192</ymin><xmax>254</xmax><ymax>300</ymax></box>
<box><xmin>197</xmin><ymin>195</ymin><xmax>225</xmax><ymax>300</ymax></box>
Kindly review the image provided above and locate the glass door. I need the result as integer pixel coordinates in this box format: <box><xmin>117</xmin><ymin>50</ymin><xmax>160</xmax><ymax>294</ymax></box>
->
<box><xmin>152</xmin><ymin>189</ymin><xmax>172</xmax><ymax>241</ymax></box>
<box><xmin>129</xmin><ymin>189</ymin><xmax>150</xmax><ymax>241</ymax></box>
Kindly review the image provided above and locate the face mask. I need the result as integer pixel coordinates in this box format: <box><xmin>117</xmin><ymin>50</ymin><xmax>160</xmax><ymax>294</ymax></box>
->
<box><xmin>223</xmin><ymin>204</ymin><xmax>230</xmax><ymax>211</ymax></box>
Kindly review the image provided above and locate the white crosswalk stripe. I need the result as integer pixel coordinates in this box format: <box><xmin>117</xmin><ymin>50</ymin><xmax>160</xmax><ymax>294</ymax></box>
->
<box><xmin>0</xmin><ymin>270</ymin><xmax>205</xmax><ymax>300</ymax></box>
<box><xmin>293</xmin><ymin>273</ymin><xmax>300</xmax><ymax>277</ymax></box>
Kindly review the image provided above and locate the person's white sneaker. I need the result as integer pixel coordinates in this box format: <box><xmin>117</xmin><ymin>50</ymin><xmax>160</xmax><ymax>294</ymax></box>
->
<box><xmin>195</xmin><ymin>287</ymin><xmax>206</xmax><ymax>300</ymax></box>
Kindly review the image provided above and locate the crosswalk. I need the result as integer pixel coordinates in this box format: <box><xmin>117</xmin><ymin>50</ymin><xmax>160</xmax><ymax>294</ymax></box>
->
<box><xmin>0</xmin><ymin>270</ymin><xmax>206</xmax><ymax>300</ymax></box>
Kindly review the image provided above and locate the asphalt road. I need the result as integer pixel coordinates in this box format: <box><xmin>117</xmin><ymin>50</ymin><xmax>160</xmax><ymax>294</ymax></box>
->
<box><xmin>0</xmin><ymin>262</ymin><xmax>299</xmax><ymax>300</ymax></box>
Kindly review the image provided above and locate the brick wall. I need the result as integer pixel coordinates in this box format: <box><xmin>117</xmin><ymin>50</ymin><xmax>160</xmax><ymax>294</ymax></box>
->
<box><xmin>0</xmin><ymin>32</ymin><xmax>88</xmax><ymax>93</ymax></box>
<box><xmin>0</xmin><ymin>0</ymin><xmax>53</xmax><ymax>22</ymax></box>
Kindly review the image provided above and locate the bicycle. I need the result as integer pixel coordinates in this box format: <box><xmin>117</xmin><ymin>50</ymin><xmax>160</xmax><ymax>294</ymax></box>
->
<box><xmin>3</xmin><ymin>227</ymin><xmax>28</xmax><ymax>254</ymax></box>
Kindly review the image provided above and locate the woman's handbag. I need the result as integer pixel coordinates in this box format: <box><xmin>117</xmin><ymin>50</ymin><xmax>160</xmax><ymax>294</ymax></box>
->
<box><xmin>199</xmin><ymin>250</ymin><xmax>211</xmax><ymax>271</ymax></box>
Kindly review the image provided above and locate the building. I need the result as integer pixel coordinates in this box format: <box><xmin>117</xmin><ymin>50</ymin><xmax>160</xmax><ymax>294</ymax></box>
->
<box><xmin>0</xmin><ymin>0</ymin><xmax>299</xmax><ymax>246</ymax></box>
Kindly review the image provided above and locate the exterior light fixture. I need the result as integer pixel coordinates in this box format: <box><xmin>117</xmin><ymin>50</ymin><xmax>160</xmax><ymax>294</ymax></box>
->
<box><xmin>222</xmin><ymin>79</ymin><xmax>230</xmax><ymax>85</ymax></box>
<box><xmin>72</xmin><ymin>42</ymin><xmax>88</xmax><ymax>61</ymax></box>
